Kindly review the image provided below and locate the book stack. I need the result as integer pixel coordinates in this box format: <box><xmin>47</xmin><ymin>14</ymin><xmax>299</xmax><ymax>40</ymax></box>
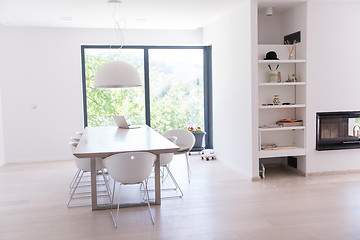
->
<box><xmin>261</xmin><ymin>144</ymin><xmax>277</xmax><ymax>150</ymax></box>
<box><xmin>259</xmin><ymin>164</ymin><xmax>265</xmax><ymax>179</ymax></box>
<box><xmin>276</xmin><ymin>119</ymin><xmax>303</xmax><ymax>127</ymax></box>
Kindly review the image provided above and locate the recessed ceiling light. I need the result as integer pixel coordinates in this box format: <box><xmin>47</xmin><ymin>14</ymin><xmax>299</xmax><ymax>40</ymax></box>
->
<box><xmin>135</xmin><ymin>19</ymin><xmax>147</xmax><ymax>23</ymax></box>
<box><xmin>266</xmin><ymin>7</ymin><xmax>273</xmax><ymax>16</ymax></box>
<box><xmin>60</xmin><ymin>16</ymin><xmax>72</xmax><ymax>21</ymax></box>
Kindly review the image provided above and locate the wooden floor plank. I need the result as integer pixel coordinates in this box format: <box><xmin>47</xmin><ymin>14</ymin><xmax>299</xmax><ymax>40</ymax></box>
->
<box><xmin>1</xmin><ymin>156</ymin><xmax>360</xmax><ymax>239</ymax></box>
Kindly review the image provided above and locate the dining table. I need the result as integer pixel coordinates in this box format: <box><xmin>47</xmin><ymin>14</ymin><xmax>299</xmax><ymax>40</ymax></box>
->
<box><xmin>73</xmin><ymin>125</ymin><xmax>179</xmax><ymax>211</ymax></box>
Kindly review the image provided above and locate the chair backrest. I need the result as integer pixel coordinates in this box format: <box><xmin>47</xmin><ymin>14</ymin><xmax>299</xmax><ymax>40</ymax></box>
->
<box><xmin>69</xmin><ymin>142</ymin><xmax>103</xmax><ymax>172</ymax></box>
<box><xmin>103</xmin><ymin>152</ymin><xmax>156</xmax><ymax>184</ymax></box>
<box><xmin>159</xmin><ymin>136</ymin><xmax>177</xmax><ymax>166</ymax></box>
<box><xmin>76</xmin><ymin>131</ymin><xmax>83</xmax><ymax>137</ymax></box>
<box><xmin>162</xmin><ymin>129</ymin><xmax>195</xmax><ymax>151</ymax></box>
<box><xmin>70</xmin><ymin>136</ymin><xmax>80</xmax><ymax>142</ymax></box>
<box><xmin>166</xmin><ymin>136</ymin><xmax>177</xmax><ymax>144</ymax></box>
<box><xmin>69</xmin><ymin>142</ymin><xmax>78</xmax><ymax>151</ymax></box>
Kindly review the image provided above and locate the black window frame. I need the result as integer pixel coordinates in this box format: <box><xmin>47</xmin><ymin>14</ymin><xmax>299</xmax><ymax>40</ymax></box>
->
<box><xmin>81</xmin><ymin>45</ymin><xmax>213</xmax><ymax>149</ymax></box>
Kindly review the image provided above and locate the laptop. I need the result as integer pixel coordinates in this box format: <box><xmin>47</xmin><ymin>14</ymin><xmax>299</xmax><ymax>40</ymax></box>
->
<box><xmin>113</xmin><ymin>115</ymin><xmax>141</xmax><ymax>129</ymax></box>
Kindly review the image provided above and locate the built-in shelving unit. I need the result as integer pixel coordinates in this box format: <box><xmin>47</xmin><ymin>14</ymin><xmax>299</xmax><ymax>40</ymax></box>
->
<box><xmin>259</xmin><ymin>147</ymin><xmax>306</xmax><ymax>158</ymax></box>
<box><xmin>255</xmin><ymin>2</ymin><xmax>308</xmax><ymax>179</ymax></box>
<box><xmin>259</xmin><ymin>59</ymin><xmax>306</xmax><ymax>64</ymax></box>
<box><xmin>259</xmin><ymin>82</ymin><xmax>306</xmax><ymax>87</ymax></box>
<box><xmin>259</xmin><ymin>104</ymin><xmax>305</xmax><ymax>109</ymax></box>
<box><xmin>257</xmin><ymin>44</ymin><xmax>306</xmax><ymax>160</ymax></box>
<box><xmin>259</xmin><ymin>126</ymin><xmax>305</xmax><ymax>132</ymax></box>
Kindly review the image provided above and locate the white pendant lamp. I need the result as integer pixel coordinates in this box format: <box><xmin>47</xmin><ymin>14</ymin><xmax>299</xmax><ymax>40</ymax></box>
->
<box><xmin>94</xmin><ymin>61</ymin><xmax>142</xmax><ymax>88</ymax></box>
<box><xmin>94</xmin><ymin>0</ymin><xmax>142</xmax><ymax>88</ymax></box>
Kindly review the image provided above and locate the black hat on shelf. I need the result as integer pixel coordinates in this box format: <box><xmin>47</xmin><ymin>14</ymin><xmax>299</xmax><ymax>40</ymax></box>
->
<box><xmin>264</xmin><ymin>51</ymin><xmax>279</xmax><ymax>60</ymax></box>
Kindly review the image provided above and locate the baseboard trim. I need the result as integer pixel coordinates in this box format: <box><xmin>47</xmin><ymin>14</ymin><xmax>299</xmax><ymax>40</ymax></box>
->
<box><xmin>5</xmin><ymin>155</ymin><xmax>72</xmax><ymax>164</ymax></box>
<box><xmin>216</xmin><ymin>157</ymin><xmax>253</xmax><ymax>181</ymax></box>
<box><xmin>252</xmin><ymin>176</ymin><xmax>262</xmax><ymax>182</ymax></box>
<box><xmin>306</xmin><ymin>169</ymin><xmax>360</xmax><ymax>177</ymax></box>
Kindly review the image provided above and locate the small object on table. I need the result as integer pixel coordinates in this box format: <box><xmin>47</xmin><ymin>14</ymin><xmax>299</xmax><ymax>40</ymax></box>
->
<box><xmin>273</xmin><ymin>95</ymin><xmax>280</xmax><ymax>105</ymax></box>
<box><xmin>286</xmin><ymin>40</ymin><xmax>296</xmax><ymax>60</ymax></box>
<box><xmin>268</xmin><ymin>70</ymin><xmax>278</xmax><ymax>83</ymax></box>
<box><xmin>261</xmin><ymin>144</ymin><xmax>277</xmax><ymax>150</ymax></box>
<box><xmin>278</xmin><ymin>71</ymin><xmax>282</xmax><ymax>82</ymax></box>
<box><xmin>276</xmin><ymin>119</ymin><xmax>303</xmax><ymax>127</ymax></box>
<box><xmin>260</xmin><ymin>124</ymin><xmax>281</xmax><ymax>128</ymax></box>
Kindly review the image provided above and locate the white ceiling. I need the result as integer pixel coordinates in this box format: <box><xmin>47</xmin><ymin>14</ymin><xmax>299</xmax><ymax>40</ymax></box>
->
<box><xmin>258</xmin><ymin>0</ymin><xmax>306</xmax><ymax>14</ymax></box>
<box><xmin>0</xmin><ymin>0</ymin><xmax>243</xmax><ymax>30</ymax></box>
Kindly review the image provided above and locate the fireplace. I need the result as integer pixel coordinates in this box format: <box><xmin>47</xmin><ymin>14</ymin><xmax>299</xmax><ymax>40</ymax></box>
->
<box><xmin>316</xmin><ymin>111</ymin><xmax>360</xmax><ymax>150</ymax></box>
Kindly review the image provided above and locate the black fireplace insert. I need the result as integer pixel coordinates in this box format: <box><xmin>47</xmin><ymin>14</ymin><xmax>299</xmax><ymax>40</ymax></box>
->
<box><xmin>316</xmin><ymin>111</ymin><xmax>360</xmax><ymax>151</ymax></box>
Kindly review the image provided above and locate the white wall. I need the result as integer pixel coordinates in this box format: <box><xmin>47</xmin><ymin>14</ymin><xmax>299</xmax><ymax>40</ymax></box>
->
<box><xmin>280</xmin><ymin>3</ymin><xmax>307</xmax><ymax>173</ymax></box>
<box><xmin>280</xmin><ymin>3</ymin><xmax>307</xmax><ymax>60</ymax></box>
<box><xmin>251</xmin><ymin>0</ymin><xmax>259</xmax><ymax>179</ymax></box>
<box><xmin>258</xmin><ymin>10</ymin><xmax>282</xmax><ymax>44</ymax></box>
<box><xmin>0</xmin><ymin>90</ymin><xmax>5</xmax><ymax>167</ymax></box>
<box><xmin>203</xmin><ymin>0</ymin><xmax>253</xmax><ymax>178</ymax></box>
<box><xmin>0</xmin><ymin>25</ymin><xmax>6</xmax><ymax>167</ymax></box>
<box><xmin>307</xmin><ymin>1</ymin><xmax>360</xmax><ymax>173</ymax></box>
<box><xmin>0</xmin><ymin>26</ymin><xmax>202</xmax><ymax>163</ymax></box>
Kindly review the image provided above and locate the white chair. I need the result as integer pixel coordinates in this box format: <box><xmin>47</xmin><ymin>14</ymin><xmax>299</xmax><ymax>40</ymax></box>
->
<box><xmin>159</xmin><ymin>136</ymin><xmax>183</xmax><ymax>198</ymax></box>
<box><xmin>68</xmin><ymin>142</ymin><xmax>111</xmax><ymax>208</ymax></box>
<box><xmin>102</xmin><ymin>152</ymin><xmax>156</xmax><ymax>227</ymax></box>
<box><xmin>162</xmin><ymin>129</ymin><xmax>195</xmax><ymax>183</ymax></box>
<box><xmin>68</xmin><ymin>134</ymin><xmax>82</xmax><ymax>190</ymax></box>
<box><xmin>70</xmin><ymin>136</ymin><xmax>80</xmax><ymax>142</ymax></box>
<box><xmin>68</xmin><ymin>142</ymin><xmax>80</xmax><ymax>190</ymax></box>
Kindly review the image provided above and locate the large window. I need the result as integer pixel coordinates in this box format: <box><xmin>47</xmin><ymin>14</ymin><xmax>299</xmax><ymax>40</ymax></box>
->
<box><xmin>81</xmin><ymin>46</ymin><xmax>213</xmax><ymax>148</ymax></box>
<box><xmin>149</xmin><ymin>49</ymin><xmax>204</xmax><ymax>132</ymax></box>
<box><xmin>83</xmin><ymin>48</ymin><xmax>145</xmax><ymax>126</ymax></box>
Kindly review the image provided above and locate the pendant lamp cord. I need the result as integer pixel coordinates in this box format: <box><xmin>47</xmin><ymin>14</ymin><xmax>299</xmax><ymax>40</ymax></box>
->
<box><xmin>112</xmin><ymin>1</ymin><xmax>125</xmax><ymax>49</ymax></box>
<box><xmin>108</xmin><ymin>0</ymin><xmax>126</xmax><ymax>50</ymax></box>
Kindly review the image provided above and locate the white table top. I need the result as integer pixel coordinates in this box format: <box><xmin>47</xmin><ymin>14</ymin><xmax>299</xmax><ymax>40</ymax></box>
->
<box><xmin>73</xmin><ymin>125</ymin><xmax>179</xmax><ymax>158</ymax></box>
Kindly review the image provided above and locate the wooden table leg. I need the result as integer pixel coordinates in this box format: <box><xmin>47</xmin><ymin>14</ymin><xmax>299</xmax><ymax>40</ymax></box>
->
<box><xmin>154</xmin><ymin>154</ymin><xmax>161</xmax><ymax>205</ymax></box>
<box><xmin>90</xmin><ymin>157</ymin><xmax>98</xmax><ymax>211</ymax></box>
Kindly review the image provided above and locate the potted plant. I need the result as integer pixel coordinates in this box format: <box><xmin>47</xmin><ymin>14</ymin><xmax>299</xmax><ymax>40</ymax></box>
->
<box><xmin>188</xmin><ymin>127</ymin><xmax>206</xmax><ymax>151</ymax></box>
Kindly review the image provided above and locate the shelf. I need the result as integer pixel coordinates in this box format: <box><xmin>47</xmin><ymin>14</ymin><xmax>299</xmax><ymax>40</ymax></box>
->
<box><xmin>259</xmin><ymin>104</ymin><xmax>306</xmax><ymax>109</ymax></box>
<box><xmin>259</xmin><ymin>126</ymin><xmax>305</xmax><ymax>132</ymax></box>
<box><xmin>258</xmin><ymin>59</ymin><xmax>306</xmax><ymax>64</ymax></box>
<box><xmin>259</xmin><ymin>82</ymin><xmax>306</xmax><ymax>87</ymax></box>
<box><xmin>257</xmin><ymin>44</ymin><xmax>307</xmax><ymax>162</ymax></box>
<box><xmin>259</xmin><ymin>146</ymin><xmax>306</xmax><ymax>158</ymax></box>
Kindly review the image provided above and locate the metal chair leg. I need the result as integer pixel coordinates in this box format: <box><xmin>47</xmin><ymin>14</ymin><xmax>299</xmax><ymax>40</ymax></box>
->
<box><xmin>110</xmin><ymin>180</ymin><xmax>154</xmax><ymax>227</ymax></box>
<box><xmin>101</xmin><ymin>169</ymin><xmax>112</xmax><ymax>201</ymax></box>
<box><xmin>161</xmin><ymin>167</ymin><xmax>169</xmax><ymax>183</ymax></box>
<box><xmin>110</xmin><ymin>181</ymin><xmax>118</xmax><ymax>228</ymax></box>
<box><xmin>165</xmin><ymin>165</ymin><xmax>183</xmax><ymax>197</ymax></box>
<box><xmin>144</xmin><ymin>179</ymin><xmax>154</xmax><ymax>225</ymax></box>
<box><xmin>67</xmin><ymin>171</ymin><xmax>84</xmax><ymax>207</ymax></box>
<box><xmin>185</xmin><ymin>153</ymin><xmax>191</xmax><ymax>183</ymax></box>
<box><xmin>69</xmin><ymin>169</ymin><xmax>81</xmax><ymax>190</ymax></box>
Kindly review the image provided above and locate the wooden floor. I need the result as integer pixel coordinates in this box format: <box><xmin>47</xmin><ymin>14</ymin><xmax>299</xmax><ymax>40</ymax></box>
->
<box><xmin>1</xmin><ymin>155</ymin><xmax>360</xmax><ymax>240</ymax></box>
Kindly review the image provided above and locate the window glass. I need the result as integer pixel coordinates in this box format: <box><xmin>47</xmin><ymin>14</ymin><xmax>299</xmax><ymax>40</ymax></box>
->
<box><xmin>149</xmin><ymin>49</ymin><xmax>204</xmax><ymax>133</ymax></box>
<box><xmin>84</xmin><ymin>48</ymin><xmax>145</xmax><ymax>126</ymax></box>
